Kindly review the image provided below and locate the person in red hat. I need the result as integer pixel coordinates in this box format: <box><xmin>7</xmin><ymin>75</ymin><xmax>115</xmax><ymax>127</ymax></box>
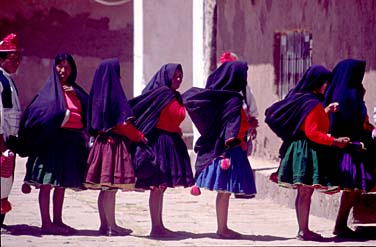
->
<box><xmin>219</xmin><ymin>51</ymin><xmax>259</xmax><ymax>157</ymax></box>
<box><xmin>0</xmin><ymin>33</ymin><xmax>22</xmax><ymax>229</ymax></box>
<box><xmin>219</xmin><ymin>52</ymin><xmax>259</xmax><ymax>200</ymax></box>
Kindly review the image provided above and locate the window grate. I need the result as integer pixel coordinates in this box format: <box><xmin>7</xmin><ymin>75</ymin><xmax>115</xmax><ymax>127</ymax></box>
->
<box><xmin>274</xmin><ymin>30</ymin><xmax>312</xmax><ymax>99</ymax></box>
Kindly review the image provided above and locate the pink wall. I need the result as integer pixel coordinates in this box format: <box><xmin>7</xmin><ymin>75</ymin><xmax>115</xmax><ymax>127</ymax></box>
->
<box><xmin>0</xmin><ymin>0</ymin><xmax>134</xmax><ymax>109</ymax></box>
<box><xmin>216</xmin><ymin>0</ymin><xmax>376</xmax><ymax>159</ymax></box>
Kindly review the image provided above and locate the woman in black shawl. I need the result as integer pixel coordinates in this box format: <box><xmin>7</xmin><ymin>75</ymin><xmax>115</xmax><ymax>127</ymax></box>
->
<box><xmin>19</xmin><ymin>53</ymin><xmax>88</xmax><ymax>235</ymax></box>
<box><xmin>129</xmin><ymin>63</ymin><xmax>194</xmax><ymax>237</ymax></box>
<box><xmin>183</xmin><ymin>61</ymin><xmax>256</xmax><ymax>239</ymax></box>
<box><xmin>265</xmin><ymin>65</ymin><xmax>350</xmax><ymax>241</ymax></box>
<box><xmin>85</xmin><ymin>58</ymin><xmax>146</xmax><ymax>236</ymax></box>
<box><xmin>323</xmin><ymin>59</ymin><xmax>376</xmax><ymax>238</ymax></box>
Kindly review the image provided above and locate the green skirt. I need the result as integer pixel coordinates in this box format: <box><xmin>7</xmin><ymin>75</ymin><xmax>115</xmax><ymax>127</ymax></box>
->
<box><xmin>24</xmin><ymin>128</ymin><xmax>88</xmax><ymax>191</ymax></box>
<box><xmin>278</xmin><ymin>139</ymin><xmax>336</xmax><ymax>191</ymax></box>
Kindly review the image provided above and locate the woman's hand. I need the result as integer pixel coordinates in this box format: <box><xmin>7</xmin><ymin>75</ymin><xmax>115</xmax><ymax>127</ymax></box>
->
<box><xmin>142</xmin><ymin>136</ymin><xmax>148</xmax><ymax>144</ymax></box>
<box><xmin>332</xmin><ymin>136</ymin><xmax>350</xmax><ymax>148</ymax></box>
<box><xmin>248</xmin><ymin>116</ymin><xmax>259</xmax><ymax>129</ymax></box>
<box><xmin>325</xmin><ymin>102</ymin><xmax>339</xmax><ymax>113</ymax></box>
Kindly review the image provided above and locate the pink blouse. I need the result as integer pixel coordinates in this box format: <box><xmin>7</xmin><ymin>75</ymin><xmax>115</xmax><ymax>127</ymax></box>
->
<box><xmin>62</xmin><ymin>89</ymin><xmax>83</xmax><ymax>129</ymax></box>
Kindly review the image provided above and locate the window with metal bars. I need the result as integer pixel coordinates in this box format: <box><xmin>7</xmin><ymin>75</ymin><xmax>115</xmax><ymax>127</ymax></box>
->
<box><xmin>274</xmin><ymin>30</ymin><xmax>312</xmax><ymax>99</ymax></box>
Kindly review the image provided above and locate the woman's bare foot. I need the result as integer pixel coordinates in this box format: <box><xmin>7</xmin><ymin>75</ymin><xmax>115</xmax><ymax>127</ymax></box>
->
<box><xmin>41</xmin><ymin>223</ymin><xmax>70</xmax><ymax>235</ymax></box>
<box><xmin>216</xmin><ymin>228</ymin><xmax>242</xmax><ymax>239</ymax></box>
<box><xmin>150</xmin><ymin>226</ymin><xmax>175</xmax><ymax>238</ymax></box>
<box><xmin>54</xmin><ymin>222</ymin><xmax>77</xmax><ymax>235</ymax></box>
<box><xmin>100</xmin><ymin>225</ymin><xmax>132</xmax><ymax>236</ymax></box>
<box><xmin>296</xmin><ymin>230</ymin><xmax>323</xmax><ymax>241</ymax></box>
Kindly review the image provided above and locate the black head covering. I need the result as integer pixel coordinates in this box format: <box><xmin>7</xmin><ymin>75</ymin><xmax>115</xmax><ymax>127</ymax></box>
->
<box><xmin>142</xmin><ymin>63</ymin><xmax>183</xmax><ymax>94</ymax></box>
<box><xmin>324</xmin><ymin>59</ymin><xmax>367</xmax><ymax>139</ymax></box>
<box><xmin>182</xmin><ymin>61</ymin><xmax>248</xmax><ymax>177</ymax></box>
<box><xmin>287</xmin><ymin>64</ymin><xmax>332</xmax><ymax>96</ymax></box>
<box><xmin>18</xmin><ymin>53</ymin><xmax>88</xmax><ymax>156</ymax></box>
<box><xmin>206</xmin><ymin>61</ymin><xmax>248</xmax><ymax>92</ymax></box>
<box><xmin>129</xmin><ymin>63</ymin><xmax>181</xmax><ymax>135</ymax></box>
<box><xmin>265</xmin><ymin>65</ymin><xmax>332</xmax><ymax>143</ymax></box>
<box><xmin>87</xmin><ymin>58</ymin><xmax>134</xmax><ymax>134</ymax></box>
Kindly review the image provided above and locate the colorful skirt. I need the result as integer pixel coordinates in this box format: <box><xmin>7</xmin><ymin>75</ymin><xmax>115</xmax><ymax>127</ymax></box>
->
<box><xmin>24</xmin><ymin>128</ymin><xmax>88</xmax><ymax>190</ymax></box>
<box><xmin>335</xmin><ymin>152</ymin><xmax>374</xmax><ymax>192</ymax></box>
<box><xmin>195</xmin><ymin>146</ymin><xmax>257</xmax><ymax>196</ymax></box>
<box><xmin>135</xmin><ymin>129</ymin><xmax>195</xmax><ymax>189</ymax></box>
<box><xmin>85</xmin><ymin>134</ymin><xmax>135</xmax><ymax>191</ymax></box>
<box><xmin>278</xmin><ymin>139</ymin><xmax>337</xmax><ymax>192</ymax></box>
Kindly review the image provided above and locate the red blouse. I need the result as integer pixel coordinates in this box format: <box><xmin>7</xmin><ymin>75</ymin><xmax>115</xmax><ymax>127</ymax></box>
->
<box><xmin>156</xmin><ymin>99</ymin><xmax>186</xmax><ymax>133</ymax></box>
<box><xmin>238</xmin><ymin>108</ymin><xmax>251</xmax><ymax>150</ymax></box>
<box><xmin>300</xmin><ymin>104</ymin><xmax>334</xmax><ymax>146</ymax></box>
<box><xmin>111</xmin><ymin>121</ymin><xmax>145</xmax><ymax>142</ymax></box>
<box><xmin>62</xmin><ymin>89</ymin><xmax>83</xmax><ymax>129</ymax></box>
<box><xmin>238</xmin><ymin>108</ymin><xmax>251</xmax><ymax>140</ymax></box>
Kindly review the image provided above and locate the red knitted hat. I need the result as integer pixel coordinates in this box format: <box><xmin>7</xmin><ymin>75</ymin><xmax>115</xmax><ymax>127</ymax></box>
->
<box><xmin>0</xmin><ymin>33</ymin><xmax>20</xmax><ymax>52</ymax></box>
<box><xmin>219</xmin><ymin>51</ymin><xmax>238</xmax><ymax>64</ymax></box>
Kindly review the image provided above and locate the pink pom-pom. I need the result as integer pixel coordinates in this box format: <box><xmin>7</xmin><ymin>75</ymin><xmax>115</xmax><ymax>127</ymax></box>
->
<box><xmin>190</xmin><ymin>186</ymin><xmax>201</xmax><ymax>196</ymax></box>
<box><xmin>21</xmin><ymin>183</ymin><xmax>31</xmax><ymax>194</ymax></box>
<box><xmin>220</xmin><ymin>157</ymin><xmax>231</xmax><ymax>170</ymax></box>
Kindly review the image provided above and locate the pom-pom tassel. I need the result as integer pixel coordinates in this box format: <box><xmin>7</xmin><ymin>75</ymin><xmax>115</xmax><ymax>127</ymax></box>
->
<box><xmin>220</xmin><ymin>156</ymin><xmax>231</xmax><ymax>170</ymax></box>
<box><xmin>190</xmin><ymin>185</ymin><xmax>201</xmax><ymax>196</ymax></box>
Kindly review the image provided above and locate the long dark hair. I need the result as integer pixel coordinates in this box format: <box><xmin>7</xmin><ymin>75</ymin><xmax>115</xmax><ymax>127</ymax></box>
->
<box><xmin>54</xmin><ymin>52</ymin><xmax>77</xmax><ymax>84</ymax></box>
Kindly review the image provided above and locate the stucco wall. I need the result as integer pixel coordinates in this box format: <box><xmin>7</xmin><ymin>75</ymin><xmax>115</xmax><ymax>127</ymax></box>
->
<box><xmin>216</xmin><ymin>0</ymin><xmax>376</xmax><ymax>159</ymax></box>
<box><xmin>0</xmin><ymin>0</ymin><xmax>133</xmax><ymax>109</ymax></box>
<box><xmin>142</xmin><ymin>0</ymin><xmax>193</xmax><ymax>135</ymax></box>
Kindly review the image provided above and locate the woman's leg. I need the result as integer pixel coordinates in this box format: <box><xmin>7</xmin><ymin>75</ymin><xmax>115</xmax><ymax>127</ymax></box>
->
<box><xmin>296</xmin><ymin>185</ymin><xmax>313</xmax><ymax>233</ymax></box>
<box><xmin>216</xmin><ymin>192</ymin><xmax>241</xmax><ymax>239</ymax></box>
<box><xmin>103</xmin><ymin>190</ymin><xmax>117</xmax><ymax>230</ymax></box>
<box><xmin>52</xmin><ymin>187</ymin><xmax>65</xmax><ymax>225</ymax></box>
<box><xmin>39</xmin><ymin>185</ymin><xmax>53</xmax><ymax>229</ymax></box>
<box><xmin>295</xmin><ymin>185</ymin><xmax>322</xmax><ymax>240</ymax></box>
<box><xmin>39</xmin><ymin>184</ymin><xmax>69</xmax><ymax>234</ymax></box>
<box><xmin>98</xmin><ymin>190</ymin><xmax>108</xmax><ymax>232</ymax></box>
<box><xmin>52</xmin><ymin>187</ymin><xmax>76</xmax><ymax>234</ymax></box>
<box><xmin>333</xmin><ymin>190</ymin><xmax>361</xmax><ymax>236</ymax></box>
<box><xmin>99</xmin><ymin>190</ymin><xmax>132</xmax><ymax>236</ymax></box>
<box><xmin>149</xmin><ymin>187</ymin><xmax>172</xmax><ymax>236</ymax></box>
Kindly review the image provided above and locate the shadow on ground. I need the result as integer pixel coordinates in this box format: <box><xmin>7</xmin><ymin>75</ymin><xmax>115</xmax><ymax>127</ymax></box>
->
<box><xmin>135</xmin><ymin>230</ymin><xmax>293</xmax><ymax>241</ymax></box>
<box><xmin>3</xmin><ymin>224</ymin><xmax>375</xmax><ymax>242</ymax></box>
<box><xmin>2</xmin><ymin>224</ymin><xmax>99</xmax><ymax>237</ymax></box>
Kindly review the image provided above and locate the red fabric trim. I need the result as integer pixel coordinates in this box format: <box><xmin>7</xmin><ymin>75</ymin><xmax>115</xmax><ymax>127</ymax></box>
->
<box><xmin>111</xmin><ymin>121</ymin><xmax>144</xmax><ymax>142</ymax></box>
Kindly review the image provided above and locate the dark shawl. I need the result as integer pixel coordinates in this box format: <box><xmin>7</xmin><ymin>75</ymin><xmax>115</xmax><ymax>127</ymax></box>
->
<box><xmin>129</xmin><ymin>63</ymin><xmax>182</xmax><ymax>135</ymax></box>
<box><xmin>17</xmin><ymin>54</ymin><xmax>88</xmax><ymax>157</ymax></box>
<box><xmin>323</xmin><ymin>59</ymin><xmax>367</xmax><ymax>140</ymax></box>
<box><xmin>265</xmin><ymin>65</ymin><xmax>332</xmax><ymax>144</ymax></box>
<box><xmin>141</xmin><ymin>63</ymin><xmax>182</xmax><ymax>94</ymax></box>
<box><xmin>87</xmin><ymin>58</ymin><xmax>134</xmax><ymax>135</ymax></box>
<box><xmin>182</xmin><ymin>61</ymin><xmax>248</xmax><ymax>177</ymax></box>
